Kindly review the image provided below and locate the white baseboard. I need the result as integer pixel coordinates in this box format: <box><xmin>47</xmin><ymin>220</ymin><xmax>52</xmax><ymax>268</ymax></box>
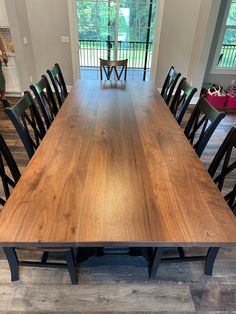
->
<box><xmin>6</xmin><ymin>91</ymin><xmax>23</xmax><ymax>97</ymax></box>
<box><xmin>6</xmin><ymin>85</ymin><xmax>72</xmax><ymax>98</ymax></box>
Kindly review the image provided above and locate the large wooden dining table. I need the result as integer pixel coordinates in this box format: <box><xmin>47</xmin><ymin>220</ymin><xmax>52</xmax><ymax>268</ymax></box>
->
<box><xmin>0</xmin><ymin>80</ymin><xmax>235</xmax><ymax>277</ymax></box>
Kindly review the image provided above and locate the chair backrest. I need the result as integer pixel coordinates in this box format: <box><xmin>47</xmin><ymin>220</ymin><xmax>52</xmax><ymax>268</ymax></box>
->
<box><xmin>30</xmin><ymin>75</ymin><xmax>59</xmax><ymax>129</ymax></box>
<box><xmin>0</xmin><ymin>133</ymin><xmax>21</xmax><ymax>206</ymax></box>
<box><xmin>184</xmin><ymin>96</ymin><xmax>225</xmax><ymax>157</ymax></box>
<box><xmin>169</xmin><ymin>78</ymin><xmax>197</xmax><ymax>125</ymax></box>
<box><xmin>4</xmin><ymin>91</ymin><xmax>46</xmax><ymax>159</ymax></box>
<box><xmin>208</xmin><ymin>126</ymin><xmax>236</xmax><ymax>214</ymax></box>
<box><xmin>161</xmin><ymin>66</ymin><xmax>181</xmax><ymax>105</ymax></box>
<box><xmin>100</xmin><ymin>58</ymin><xmax>128</xmax><ymax>81</ymax></box>
<box><xmin>47</xmin><ymin>63</ymin><xmax>68</xmax><ymax>107</ymax></box>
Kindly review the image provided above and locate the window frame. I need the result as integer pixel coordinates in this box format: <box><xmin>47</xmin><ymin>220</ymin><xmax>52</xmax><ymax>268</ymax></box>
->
<box><xmin>211</xmin><ymin>0</ymin><xmax>236</xmax><ymax>75</ymax></box>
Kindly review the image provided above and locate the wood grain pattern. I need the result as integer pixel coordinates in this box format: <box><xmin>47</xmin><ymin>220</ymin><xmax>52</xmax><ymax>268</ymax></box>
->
<box><xmin>0</xmin><ymin>80</ymin><xmax>235</xmax><ymax>247</ymax></box>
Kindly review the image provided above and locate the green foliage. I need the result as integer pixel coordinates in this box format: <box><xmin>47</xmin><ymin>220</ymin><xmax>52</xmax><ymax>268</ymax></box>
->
<box><xmin>224</xmin><ymin>1</ymin><xmax>236</xmax><ymax>44</ymax></box>
<box><xmin>227</xmin><ymin>1</ymin><xmax>236</xmax><ymax>26</ymax></box>
<box><xmin>76</xmin><ymin>0</ymin><xmax>157</xmax><ymax>43</ymax></box>
<box><xmin>218</xmin><ymin>1</ymin><xmax>236</xmax><ymax>67</ymax></box>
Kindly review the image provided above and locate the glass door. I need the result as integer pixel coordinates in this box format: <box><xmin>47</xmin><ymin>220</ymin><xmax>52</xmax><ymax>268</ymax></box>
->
<box><xmin>76</xmin><ymin>0</ymin><xmax>158</xmax><ymax>80</ymax></box>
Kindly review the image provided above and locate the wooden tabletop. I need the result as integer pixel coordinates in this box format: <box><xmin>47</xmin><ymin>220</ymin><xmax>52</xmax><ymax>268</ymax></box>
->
<box><xmin>0</xmin><ymin>80</ymin><xmax>235</xmax><ymax>247</ymax></box>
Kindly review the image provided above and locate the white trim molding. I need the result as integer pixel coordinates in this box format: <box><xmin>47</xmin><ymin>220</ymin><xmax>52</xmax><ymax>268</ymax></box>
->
<box><xmin>68</xmin><ymin>0</ymin><xmax>80</xmax><ymax>82</ymax></box>
<box><xmin>150</xmin><ymin>0</ymin><xmax>164</xmax><ymax>82</ymax></box>
<box><xmin>210</xmin><ymin>0</ymin><xmax>236</xmax><ymax>74</ymax></box>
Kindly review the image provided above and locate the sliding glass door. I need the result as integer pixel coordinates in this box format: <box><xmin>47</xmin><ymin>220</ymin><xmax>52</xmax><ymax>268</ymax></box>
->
<box><xmin>76</xmin><ymin>0</ymin><xmax>158</xmax><ymax>80</ymax></box>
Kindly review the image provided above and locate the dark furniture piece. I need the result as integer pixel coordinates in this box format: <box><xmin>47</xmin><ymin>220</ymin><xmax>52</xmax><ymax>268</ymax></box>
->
<box><xmin>4</xmin><ymin>91</ymin><xmax>46</xmax><ymax>159</ymax></box>
<box><xmin>161</xmin><ymin>66</ymin><xmax>181</xmax><ymax>105</ymax></box>
<box><xmin>207</xmin><ymin>122</ymin><xmax>236</xmax><ymax>276</ymax></box>
<box><xmin>0</xmin><ymin>81</ymin><xmax>235</xmax><ymax>282</ymax></box>
<box><xmin>0</xmin><ymin>133</ymin><xmax>77</xmax><ymax>284</ymax></box>
<box><xmin>100</xmin><ymin>58</ymin><xmax>128</xmax><ymax>81</ymax></box>
<box><xmin>208</xmin><ymin>125</ymin><xmax>236</xmax><ymax>214</ymax></box>
<box><xmin>30</xmin><ymin>75</ymin><xmax>59</xmax><ymax>129</ymax></box>
<box><xmin>47</xmin><ymin>63</ymin><xmax>68</xmax><ymax>107</ymax></box>
<box><xmin>169</xmin><ymin>78</ymin><xmax>197</xmax><ymax>125</ymax></box>
<box><xmin>0</xmin><ymin>133</ymin><xmax>21</xmax><ymax>206</ymax></box>
<box><xmin>184</xmin><ymin>96</ymin><xmax>225</xmax><ymax>157</ymax></box>
<box><xmin>204</xmin><ymin>125</ymin><xmax>236</xmax><ymax>275</ymax></box>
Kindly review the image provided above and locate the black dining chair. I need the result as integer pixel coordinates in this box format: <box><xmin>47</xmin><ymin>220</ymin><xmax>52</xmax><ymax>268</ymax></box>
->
<box><xmin>0</xmin><ymin>133</ymin><xmax>78</xmax><ymax>284</ymax></box>
<box><xmin>184</xmin><ymin>96</ymin><xmax>225</xmax><ymax>157</ymax></box>
<box><xmin>169</xmin><ymin>78</ymin><xmax>197</xmax><ymax>125</ymax></box>
<box><xmin>208</xmin><ymin>125</ymin><xmax>236</xmax><ymax>215</ymax></box>
<box><xmin>47</xmin><ymin>63</ymin><xmax>68</xmax><ymax>107</ymax></box>
<box><xmin>0</xmin><ymin>134</ymin><xmax>21</xmax><ymax>205</ymax></box>
<box><xmin>30</xmin><ymin>75</ymin><xmax>59</xmax><ymax>129</ymax></box>
<box><xmin>204</xmin><ymin>125</ymin><xmax>236</xmax><ymax>275</ymax></box>
<box><xmin>161</xmin><ymin>66</ymin><xmax>181</xmax><ymax>105</ymax></box>
<box><xmin>4</xmin><ymin>91</ymin><xmax>46</xmax><ymax>159</ymax></box>
<box><xmin>100</xmin><ymin>58</ymin><xmax>128</xmax><ymax>81</ymax></box>
<box><xmin>181</xmin><ymin>125</ymin><xmax>236</xmax><ymax>273</ymax></box>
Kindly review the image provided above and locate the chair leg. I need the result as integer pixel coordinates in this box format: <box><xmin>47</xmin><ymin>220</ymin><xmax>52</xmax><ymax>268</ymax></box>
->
<box><xmin>177</xmin><ymin>247</ymin><xmax>185</xmax><ymax>258</ymax></box>
<box><xmin>41</xmin><ymin>251</ymin><xmax>49</xmax><ymax>263</ymax></box>
<box><xmin>3</xmin><ymin>247</ymin><xmax>19</xmax><ymax>281</ymax></box>
<box><xmin>205</xmin><ymin>247</ymin><xmax>220</xmax><ymax>276</ymax></box>
<box><xmin>65</xmin><ymin>249</ymin><xmax>78</xmax><ymax>285</ymax></box>
<box><xmin>149</xmin><ymin>247</ymin><xmax>164</xmax><ymax>279</ymax></box>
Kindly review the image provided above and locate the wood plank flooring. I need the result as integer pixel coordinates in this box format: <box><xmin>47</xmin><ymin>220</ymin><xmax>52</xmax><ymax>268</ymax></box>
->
<box><xmin>0</xmin><ymin>99</ymin><xmax>235</xmax><ymax>313</ymax></box>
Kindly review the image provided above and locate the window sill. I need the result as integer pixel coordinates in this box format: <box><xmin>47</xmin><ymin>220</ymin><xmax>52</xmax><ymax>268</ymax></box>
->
<box><xmin>210</xmin><ymin>68</ymin><xmax>236</xmax><ymax>75</ymax></box>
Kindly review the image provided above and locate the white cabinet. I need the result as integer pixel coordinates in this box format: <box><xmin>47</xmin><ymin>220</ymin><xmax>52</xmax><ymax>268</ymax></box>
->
<box><xmin>2</xmin><ymin>57</ymin><xmax>21</xmax><ymax>95</ymax></box>
<box><xmin>0</xmin><ymin>0</ymin><xmax>9</xmax><ymax>27</ymax></box>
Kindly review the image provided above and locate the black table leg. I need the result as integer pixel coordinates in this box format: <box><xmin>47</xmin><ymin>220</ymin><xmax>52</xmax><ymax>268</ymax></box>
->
<box><xmin>149</xmin><ymin>247</ymin><xmax>164</xmax><ymax>279</ymax></box>
<box><xmin>41</xmin><ymin>251</ymin><xmax>49</xmax><ymax>263</ymax></box>
<box><xmin>65</xmin><ymin>249</ymin><xmax>78</xmax><ymax>285</ymax></box>
<box><xmin>205</xmin><ymin>247</ymin><xmax>220</xmax><ymax>276</ymax></box>
<box><xmin>3</xmin><ymin>247</ymin><xmax>19</xmax><ymax>281</ymax></box>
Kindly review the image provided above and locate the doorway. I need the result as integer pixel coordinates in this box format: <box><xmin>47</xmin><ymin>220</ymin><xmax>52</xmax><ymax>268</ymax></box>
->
<box><xmin>76</xmin><ymin>0</ymin><xmax>158</xmax><ymax>80</ymax></box>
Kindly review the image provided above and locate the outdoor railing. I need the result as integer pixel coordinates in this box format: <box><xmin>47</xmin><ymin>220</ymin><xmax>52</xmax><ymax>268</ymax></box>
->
<box><xmin>218</xmin><ymin>44</ymin><xmax>236</xmax><ymax>68</ymax></box>
<box><xmin>79</xmin><ymin>40</ymin><xmax>153</xmax><ymax>69</ymax></box>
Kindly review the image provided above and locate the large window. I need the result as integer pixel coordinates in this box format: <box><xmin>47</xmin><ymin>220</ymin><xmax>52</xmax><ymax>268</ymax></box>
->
<box><xmin>212</xmin><ymin>0</ymin><xmax>236</xmax><ymax>73</ymax></box>
<box><xmin>76</xmin><ymin>0</ymin><xmax>158</xmax><ymax>81</ymax></box>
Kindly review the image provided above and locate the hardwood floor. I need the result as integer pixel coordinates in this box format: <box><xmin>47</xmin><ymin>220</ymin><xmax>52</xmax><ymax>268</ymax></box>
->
<box><xmin>0</xmin><ymin>99</ymin><xmax>235</xmax><ymax>313</ymax></box>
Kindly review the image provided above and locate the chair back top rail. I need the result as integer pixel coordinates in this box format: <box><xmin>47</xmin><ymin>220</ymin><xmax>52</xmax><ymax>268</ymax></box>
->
<box><xmin>100</xmin><ymin>58</ymin><xmax>128</xmax><ymax>67</ymax></box>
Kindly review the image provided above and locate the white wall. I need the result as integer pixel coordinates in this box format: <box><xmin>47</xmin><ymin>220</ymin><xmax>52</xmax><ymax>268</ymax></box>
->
<box><xmin>26</xmin><ymin>0</ymin><xmax>73</xmax><ymax>86</ymax></box>
<box><xmin>5</xmin><ymin>0</ymin><xmax>37</xmax><ymax>91</ymax></box>
<box><xmin>154</xmin><ymin>0</ymin><xmax>220</xmax><ymax>96</ymax></box>
<box><xmin>154</xmin><ymin>0</ymin><xmax>201</xmax><ymax>89</ymax></box>
<box><xmin>5</xmin><ymin>0</ymin><xmax>73</xmax><ymax>92</ymax></box>
<box><xmin>187</xmin><ymin>0</ymin><xmax>221</xmax><ymax>93</ymax></box>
